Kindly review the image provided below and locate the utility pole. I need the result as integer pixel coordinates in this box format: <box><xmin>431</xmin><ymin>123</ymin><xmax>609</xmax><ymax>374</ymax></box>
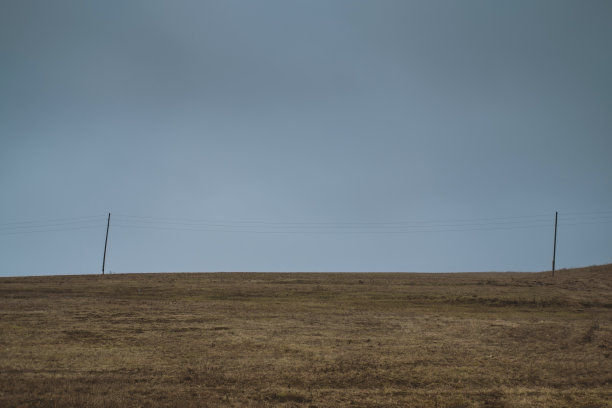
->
<box><xmin>102</xmin><ymin>212</ymin><xmax>111</xmax><ymax>275</ymax></box>
<box><xmin>552</xmin><ymin>211</ymin><xmax>558</xmax><ymax>277</ymax></box>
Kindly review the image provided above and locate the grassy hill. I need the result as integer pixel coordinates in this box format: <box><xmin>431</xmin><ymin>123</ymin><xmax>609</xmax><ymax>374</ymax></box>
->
<box><xmin>1</xmin><ymin>265</ymin><xmax>610</xmax><ymax>407</ymax></box>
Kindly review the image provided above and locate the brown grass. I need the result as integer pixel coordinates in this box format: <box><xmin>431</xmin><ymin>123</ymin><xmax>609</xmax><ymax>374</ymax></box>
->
<box><xmin>1</xmin><ymin>265</ymin><xmax>611</xmax><ymax>407</ymax></box>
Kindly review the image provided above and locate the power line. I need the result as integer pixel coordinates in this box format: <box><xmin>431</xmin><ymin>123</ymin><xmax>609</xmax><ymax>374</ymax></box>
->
<box><xmin>0</xmin><ymin>220</ymin><xmax>107</xmax><ymax>233</ymax></box>
<box><xmin>109</xmin><ymin>214</ymin><xmax>555</xmax><ymax>233</ymax></box>
<box><xmin>112</xmin><ymin>212</ymin><xmax>553</xmax><ymax>226</ymax></box>
<box><xmin>109</xmin><ymin>219</ymin><xmax>553</xmax><ymax>230</ymax></box>
<box><xmin>0</xmin><ymin>224</ymin><xmax>106</xmax><ymax>235</ymax></box>
<box><xmin>1</xmin><ymin>211</ymin><xmax>610</xmax><ymax>236</ymax></box>
<box><xmin>0</xmin><ymin>215</ymin><xmax>106</xmax><ymax>227</ymax></box>
<box><xmin>109</xmin><ymin>221</ymin><xmax>554</xmax><ymax>234</ymax></box>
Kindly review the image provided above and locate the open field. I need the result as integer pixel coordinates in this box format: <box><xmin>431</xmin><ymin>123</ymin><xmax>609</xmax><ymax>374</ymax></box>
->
<box><xmin>1</xmin><ymin>265</ymin><xmax>611</xmax><ymax>407</ymax></box>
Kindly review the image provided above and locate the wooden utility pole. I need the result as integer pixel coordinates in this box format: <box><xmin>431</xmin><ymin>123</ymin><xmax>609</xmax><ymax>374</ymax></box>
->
<box><xmin>102</xmin><ymin>212</ymin><xmax>111</xmax><ymax>275</ymax></box>
<box><xmin>552</xmin><ymin>211</ymin><xmax>558</xmax><ymax>277</ymax></box>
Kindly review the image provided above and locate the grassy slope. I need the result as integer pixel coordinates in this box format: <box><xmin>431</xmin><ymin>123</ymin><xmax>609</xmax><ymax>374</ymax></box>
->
<box><xmin>0</xmin><ymin>265</ymin><xmax>611</xmax><ymax>407</ymax></box>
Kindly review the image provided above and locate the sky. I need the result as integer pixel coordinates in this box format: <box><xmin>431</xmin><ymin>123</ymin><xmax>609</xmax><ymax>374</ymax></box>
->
<box><xmin>1</xmin><ymin>0</ymin><xmax>611</xmax><ymax>276</ymax></box>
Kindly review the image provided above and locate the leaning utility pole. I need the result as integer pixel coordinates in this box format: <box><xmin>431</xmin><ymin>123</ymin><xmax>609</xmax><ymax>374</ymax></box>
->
<box><xmin>102</xmin><ymin>212</ymin><xmax>111</xmax><ymax>275</ymax></box>
<box><xmin>552</xmin><ymin>211</ymin><xmax>558</xmax><ymax>277</ymax></box>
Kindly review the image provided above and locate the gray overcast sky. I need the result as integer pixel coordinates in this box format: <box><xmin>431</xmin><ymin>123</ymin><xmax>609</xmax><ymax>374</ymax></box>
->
<box><xmin>1</xmin><ymin>0</ymin><xmax>611</xmax><ymax>276</ymax></box>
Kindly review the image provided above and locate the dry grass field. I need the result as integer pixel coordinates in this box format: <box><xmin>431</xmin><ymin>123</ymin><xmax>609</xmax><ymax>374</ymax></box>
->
<box><xmin>1</xmin><ymin>265</ymin><xmax>611</xmax><ymax>407</ymax></box>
